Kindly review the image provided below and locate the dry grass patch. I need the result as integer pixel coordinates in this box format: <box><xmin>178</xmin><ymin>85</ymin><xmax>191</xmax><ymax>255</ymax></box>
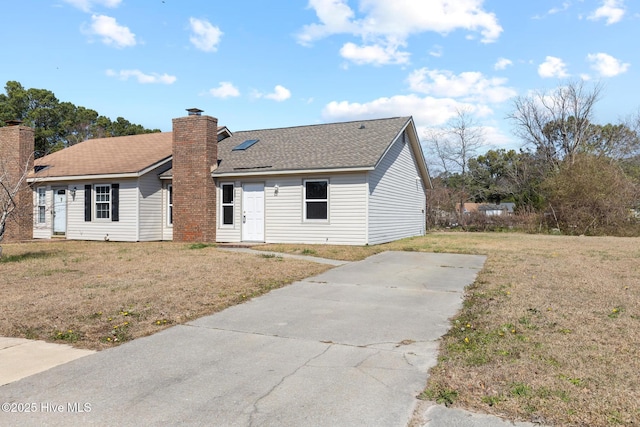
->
<box><xmin>261</xmin><ymin>232</ymin><xmax>640</xmax><ymax>426</ymax></box>
<box><xmin>0</xmin><ymin>241</ymin><xmax>330</xmax><ymax>350</ymax></box>
<box><xmin>418</xmin><ymin>233</ymin><xmax>640</xmax><ymax>426</ymax></box>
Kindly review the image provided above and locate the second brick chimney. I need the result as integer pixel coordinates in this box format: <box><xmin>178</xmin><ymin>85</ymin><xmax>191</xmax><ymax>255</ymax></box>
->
<box><xmin>171</xmin><ymin>109</ymin><xmax>218</xmax><ymax>242</ymax></box>
<box><xmin>0</xmin><ymin>122</ymin><xmax>35</xmax><ymax>242</ymax></box>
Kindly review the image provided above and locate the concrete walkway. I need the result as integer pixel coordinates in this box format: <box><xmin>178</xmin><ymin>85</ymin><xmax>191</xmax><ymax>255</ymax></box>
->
<box><xmin>0</xmin><ymin>251</ymin><xmax>536</xmax><ymax>426</ymax></box>
<box><xmin>217</xmin><ymin>246</ymin><xmax>350</xmax><ymax>266</ymax></box>
<box><xmin>0</xmin><ymin>338</ymin><xmax>94</xmax><ymax>387</ymax></box>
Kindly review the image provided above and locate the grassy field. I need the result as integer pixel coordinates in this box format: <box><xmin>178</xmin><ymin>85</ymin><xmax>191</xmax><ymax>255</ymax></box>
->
<box><xmin>1</xmin><ymin>233</ymin><xmax>639</xmax><ymax>425</ymax></box>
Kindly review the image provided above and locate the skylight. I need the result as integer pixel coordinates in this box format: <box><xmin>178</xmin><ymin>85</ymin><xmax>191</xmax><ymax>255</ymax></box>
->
<box><xmin>232</xmin><ymin>139</ymin><xmax>259</xmax><ymax>151</ymax></box>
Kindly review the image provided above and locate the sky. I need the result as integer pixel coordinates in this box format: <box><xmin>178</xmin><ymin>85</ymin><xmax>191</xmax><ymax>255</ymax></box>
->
<box><xmin>1</xmin><ymin>0</ymin><xmax>638</xmax><ymax>155</ymax></box>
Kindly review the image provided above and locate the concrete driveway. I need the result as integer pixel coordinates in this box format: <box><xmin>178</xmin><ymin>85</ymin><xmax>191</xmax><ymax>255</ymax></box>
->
<box><xmin>1</xmin><ymin>251</ymin><xmax>488</xmax><ymax>426</ymax></box>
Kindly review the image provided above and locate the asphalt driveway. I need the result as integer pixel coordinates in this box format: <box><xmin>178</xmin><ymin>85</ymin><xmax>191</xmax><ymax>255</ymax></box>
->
<box><xmin>1</xmin><ymin>251</ymin><xmax>487</xmax><ymax>426</ymax></box>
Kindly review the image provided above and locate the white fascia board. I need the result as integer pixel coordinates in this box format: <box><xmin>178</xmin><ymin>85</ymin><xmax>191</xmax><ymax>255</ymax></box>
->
<box><xmin>28</xmin><ymin>172</ymin><xmax>139</xmax><ymax>183</ymax></box>
<box><xmin>137</xmin><ymin>156</ymin><xmax>172</xmax><ymax>176</ymax></box>
<box><xmin>212</xmin><ymin>166</ymin><xmax>374</xmax><ymax>178</ymax></box>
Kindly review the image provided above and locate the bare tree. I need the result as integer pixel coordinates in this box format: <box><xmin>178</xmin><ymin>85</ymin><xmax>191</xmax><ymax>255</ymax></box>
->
<box><xmin>425</xmin><ymin>108</ymin><xmax>485</xmax><ymax>227</ymax></box>
<box><xmin>508</xmin><ymin>80</ymin><xmax>602</xmax><ymax>167</ymax></box>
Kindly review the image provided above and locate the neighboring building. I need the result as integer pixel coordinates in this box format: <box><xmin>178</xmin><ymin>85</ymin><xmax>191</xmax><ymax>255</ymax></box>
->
<box><xmin>24</xmin><ymin>110</ymin><xmax>430</xmax><ymax>245</ymax></box>
<box><xmin>478</xmin><ymin>203</ymin><xmax>515</xmax><ymax>216</ymax></box>
<box><xmin>457</xmin><ymin>202</ymin><xmax>515</xmax><ymax>217</ymax></box>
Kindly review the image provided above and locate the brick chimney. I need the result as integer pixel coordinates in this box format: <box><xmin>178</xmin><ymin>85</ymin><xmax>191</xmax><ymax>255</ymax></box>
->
<box><xmin>171</xmin><ymin>109</ymin><xmax>218</xmax><ymax>242</ymax></box>
<box><xmin>0</xmin><ymin>122</ymin><xmax>34</xmax><ymax>242</ymax></box>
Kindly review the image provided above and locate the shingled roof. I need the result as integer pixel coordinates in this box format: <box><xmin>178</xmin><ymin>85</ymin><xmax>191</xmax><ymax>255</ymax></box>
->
<box><xmin>29</xmin><ymin>116</ymin><xmax>419</xmax><ymax>180</ymax></box>
<box><xmin>30</xmin><ymin>132</ymin><xmax>173</xmax><ymax>179</ymax></box>
<box><xmin>213</xmin><ymin>116</ymin><xmax>412</xmax><ymax>176</ymax></box>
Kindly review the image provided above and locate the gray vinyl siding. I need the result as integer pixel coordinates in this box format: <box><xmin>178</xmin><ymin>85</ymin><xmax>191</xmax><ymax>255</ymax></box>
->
<box><xmin>262</xmin><ymin>173</ymin><xmax>368</xmax><ymax>245</ymax></box>
<box><xmin>65</xmin><ymin>179</ymin><xmax>139</xmax><ymax>242</ymax></box>
<box><xmin>137</xmin><ymin>170</ymin><xmax>163</xmax><ymax>241</ymax></box>
<box><xmin>367</xmin><ymin>134</ymin><xmax>426</xmax><ymax>245</ymax></box>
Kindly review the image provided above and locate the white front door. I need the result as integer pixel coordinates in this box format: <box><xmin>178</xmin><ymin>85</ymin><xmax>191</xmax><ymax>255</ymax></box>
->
<box><xmin>242</xmin><ymin>183</ymin><xmax>265</xmax><ymax>241</ymax></box>
<box><xmin>53</xmin><ymin>189</ymin><xmax>67</xmax><ymax>235</ymax></box>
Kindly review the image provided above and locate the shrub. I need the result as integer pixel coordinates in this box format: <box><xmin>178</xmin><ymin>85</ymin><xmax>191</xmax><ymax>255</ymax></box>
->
<box><xmin>542</xmin><ymin>154</ymin><xmax>639</xmax><ymax>236</ymax></box>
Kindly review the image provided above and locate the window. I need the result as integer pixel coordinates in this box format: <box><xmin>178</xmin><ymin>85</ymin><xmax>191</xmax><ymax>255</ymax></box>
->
<box><xmin>167</xmin><ymin>184</ymin><xmax>173</xmax><ymax>226</ymax></box>
<box><xmin>95</xmin><ymin>184</ymin><xmax>111</xmax><ymax>219</ymax></box>
<box><xmin>304</xmin><ymin>180</ymin><xmax>328</xmax><ymax>221</ymax></box>
<box><xmin>84</xmin><ymin>184</ymin><xmax>118</xmax><ymax>222</ymax></box>
<box><xmin>221</xmin><ymin>183</ymin><xmax>234</xmax><ymax>226</ymax></box>
<box><xmin>37</xmin><ymin>187</ymin><xmax>46</xmax><ymax>223</ymax></box>
<box><xmin>232</xmin><ymin>139</ymin><xmax>259</xmax><ymax>151</ymax></box>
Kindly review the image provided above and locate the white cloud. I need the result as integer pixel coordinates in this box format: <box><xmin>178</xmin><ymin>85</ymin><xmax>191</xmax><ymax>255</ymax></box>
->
<box><xmin>209</xmin><ymin>82</ymin><xmax>240</xmax><ymax>98</ymax></box>
<box><xmin>476</xmin><ymin>125</ymin><xmax>517</xmax><ymax>148</ymax></box>
<box><xmin>189</xmin><ymin>18</ymin><xmax>223</xmax><ymax>52</ymax></box>
<box><xmin>297</xmin><ymin>0</ymin><xmax>357</xmax><ymax>46</ymax></box>
<box><xmin>587</xmin><ymin>52</ymin><xmax>630</xmax><ymax>77</ymax></box>
<box><xmin>266</xmin><ymin>85</ymin><xmax>291</xmax><ymax>101</ymax></box>
<box><xmin>494</xmin><ymin>57</ymin><xmax>513</xmax><ymax>70</ymax></box>
<box><xmin>588</xmin><ymin>0</ymin><xmax>625</xmax><ymax>24</ymax></box>
<box><xmin>547</xmin><ymin>1</ymin><xmax>571</xmax><ymax>15</ymax></box>
<box><xmin>297</xmin><ymin>0</ymin><xmax>503</xmax><ymax>65</ymax></box>
<box><xmin>538</xmin><ymin>56</ymin><xmax>569</xmax><ymax>78</ymax></box>
<box><xmin>429</xmin><ymin>45</ymin><xmax>444</xmax><ymax>58</ymax></box>
<box><xmin>322</xmin><ymin>94</ymin><xmax>492</xmax><ymax>128</ymax></box>
<box><xmin>106</xmin><ymin>69</ymin><xmax>176</xmax><ymax>84</ymax></box>
<box><xmin>339</xmin><ymin>42</ymin><xmax>410</xmax><ymax>66</ymax></box>
<box><xmin>86</xmin><ymin>14</ymin><xmax>136</xmax><ymax>48</ymax></box>
<box><xmin>254</xmin><ymin>85</ymin><xmax>291</xmax><ymax>102</ymax></box>
<box><xmin>64</xmin><ymin>0</ymin><xmax>121</xmax><ymax>12</ymax></box>
<box><xmin>407</xmin><ymin>68</ymin><xmax>516</xmax><ymax>103</ymax></box>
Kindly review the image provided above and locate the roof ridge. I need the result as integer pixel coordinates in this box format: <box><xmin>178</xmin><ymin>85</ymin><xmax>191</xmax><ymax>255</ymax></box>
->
<box><xmin>232</xmin><ymin>116</ymin><xmax>410</xmax><ymax>134</ymax></box>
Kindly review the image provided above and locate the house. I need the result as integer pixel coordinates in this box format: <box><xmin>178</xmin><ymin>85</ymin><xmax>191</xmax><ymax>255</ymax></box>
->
<box><xmin>457</xmin><ymin>202</ymin><xmax>515</xmax><ymax>217</ymax></box>
<box><xmin>479</xmin><ymin>202</ymin><xmax>515</xmax><ymax>216</ymax></box>
<box><xmin>23</xmin><ymin>110</ymin><xmax>430</xmax><ymax>245</ymax></box>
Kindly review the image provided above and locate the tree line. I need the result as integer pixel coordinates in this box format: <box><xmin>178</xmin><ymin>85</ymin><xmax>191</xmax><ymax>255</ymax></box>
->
<box><xmin>426</xmin><ymin>81</ymin><xmax>640</xmax><ymax>236</ymax></box>
<box><xmin>0</xmin><ymin>81</ymin><xmax>160</xmax><ymax>157</ymax></box>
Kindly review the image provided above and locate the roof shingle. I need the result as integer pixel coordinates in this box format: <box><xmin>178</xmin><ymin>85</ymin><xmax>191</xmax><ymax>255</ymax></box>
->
<box><xmin>31</xmin><ymin>132</ymin><xmax>173</xmax><ymax>178</ymax></box>
<box><xmin>30</xmin><ymin>117</ymin><xmax>413</xmax><ymax>179</ymax></box>
<box><xmin>213</xmin><ymin>116</ymin><xmax>411</xmax><ymax>175</ymax></box>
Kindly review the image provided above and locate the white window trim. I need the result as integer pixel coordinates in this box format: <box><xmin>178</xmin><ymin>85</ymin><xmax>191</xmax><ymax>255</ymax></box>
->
<box><xmin>36</xmin><ymin>187</ymin><xmax>46</xmax><ymax>224</ymax></box>
<box><xmin>303</xmin><ymin>179</ymin><xmax>329</xmax><ymax>222</ymax></box>
<box><xmin>167</xmin><ymin>184</ymin><xmax>173</xmax><ymax>227</ymax></box>
<box><xmin>94</xmin><ymin>184</ymin><xmax>111</xmax><ymax>221</ymax></box>
<box><xmin>220</xmin><ymin>182</ymin><xmax>234</xmax><ymax>228</ymax></box>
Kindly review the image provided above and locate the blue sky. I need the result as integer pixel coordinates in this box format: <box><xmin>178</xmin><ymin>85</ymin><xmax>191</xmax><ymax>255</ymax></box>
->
<box><xmin>1</xmin><ymin>0</ymin><xmax>637</xmax><ymax>153</ymax></box>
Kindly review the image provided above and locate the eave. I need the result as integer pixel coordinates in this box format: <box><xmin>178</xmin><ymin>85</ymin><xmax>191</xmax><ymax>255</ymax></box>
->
<box><xmin>27</xmin><ymin>156</ymin><xmax>172</xmax><ymax>183</ymax></box>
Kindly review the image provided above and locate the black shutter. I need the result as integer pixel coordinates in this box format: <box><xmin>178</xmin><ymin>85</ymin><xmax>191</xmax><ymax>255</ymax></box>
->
<box><xmin>84</xmin><ymin>185</ymin><xmax>92</xmax><ymax>221</ymax></box>
<box><xmin>111</xmin><ymin>184</ymin><xmax>119</xmax><ymax>222</ymax></box>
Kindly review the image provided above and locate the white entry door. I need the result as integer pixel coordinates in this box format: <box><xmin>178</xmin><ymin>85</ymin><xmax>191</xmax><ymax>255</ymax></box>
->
<box><xmin>53</xmin><ymin>189</ymin><xmax>67</xmax><ymax>235</ymax></box>
<box><xmin>242</xmin><ymin>183</ymin><xmax>265</xmax><ymax>242</ymax></box>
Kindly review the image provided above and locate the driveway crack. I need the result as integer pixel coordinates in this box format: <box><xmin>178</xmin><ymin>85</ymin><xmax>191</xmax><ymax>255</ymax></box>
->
<box><xmin>248</xmin><ymin>344</ymin><xmax>332</xmax><ymax>426</ymax></box>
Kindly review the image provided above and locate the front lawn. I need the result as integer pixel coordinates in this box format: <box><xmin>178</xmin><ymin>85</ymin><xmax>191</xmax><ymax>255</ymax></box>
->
<box><xmin>0</xmin><ymin>241</ymin><xmax>330</xmax><ymax>350</ymax></box>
